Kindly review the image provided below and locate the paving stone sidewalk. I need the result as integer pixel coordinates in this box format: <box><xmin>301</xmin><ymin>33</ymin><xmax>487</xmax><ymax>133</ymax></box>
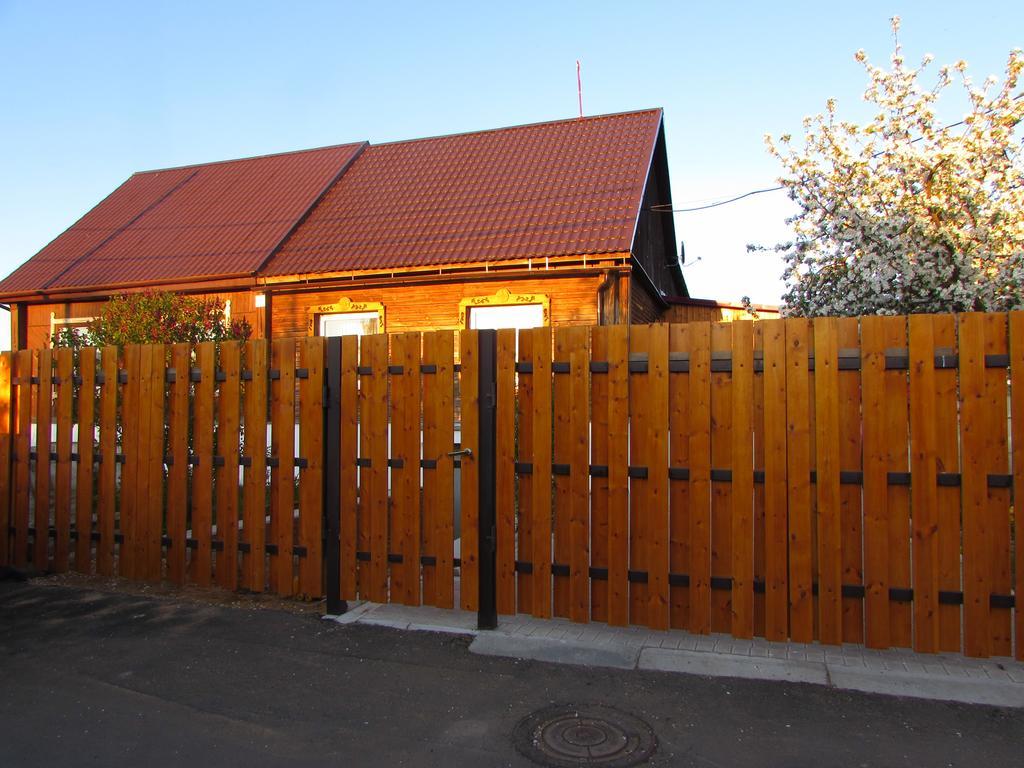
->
<box><xmin>331</xmin><ymin>601</ymin><xmax>1024</xmax><ymax>708</ymax></box>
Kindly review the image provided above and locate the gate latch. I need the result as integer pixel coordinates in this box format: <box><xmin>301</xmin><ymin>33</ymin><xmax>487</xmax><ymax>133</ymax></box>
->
<box><xmin>447</xmin><ymin>448</ymin><xmax>473</xmax><ymax>459</ymax></box>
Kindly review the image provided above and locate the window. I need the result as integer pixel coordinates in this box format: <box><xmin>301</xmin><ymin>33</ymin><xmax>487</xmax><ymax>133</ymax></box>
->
<box><xmin>319</xmin><ymin>311</ymin><xmax>380</xmax><ymax>337</ymax></box>
<box><xmin>468</xmin><ymin>303</ymin><xmax>544</xmax><ymax>330</ymax></box>
<box><xmin>306</xmin><ymin>298</ymin><xmax>385</xmax><ymax>336</ymax></box>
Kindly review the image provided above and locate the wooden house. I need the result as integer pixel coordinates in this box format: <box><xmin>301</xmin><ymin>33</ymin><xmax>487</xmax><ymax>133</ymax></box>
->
<box><xmin>0</xmin><ymin>108</ymin><xmax>769</xmax><ymax>349</ymax></box>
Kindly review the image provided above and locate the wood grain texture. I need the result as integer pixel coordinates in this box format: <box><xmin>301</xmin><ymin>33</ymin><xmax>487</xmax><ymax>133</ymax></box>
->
<box><xmin>298</xmin><ymin>337</ymin><xmax>324</xmax><ymax>598</ymax></box>
<box><xmin>687</xmin><ymin>322</ymin><xmax>712</xmax><ymax>635</ymax></box>
<box><xmin>360</xmin><ymin>334</ymin><xmax>388</xmax><ymax>602</ymax></box>
<box><xmin>785</xmin><ymin>319</ymin><xmax>813</xmax><ymax>643</ymax></box>
<box><xmin>74</xmin><ymin>350</ymin><xmax>96</xmax><ymax>572</ymax></box>
<box><xmin>270</xmin><ymin>338</ymin><xmax>296</xmax><ymax>596</ymax></box>
<box><xmin>1010</xmin><ymin>311</ymin><xmax>1024</xmax><ymax>661</ymax></box>
<box><xmin>730</xmin><ymin>321</ymin><xmax>755</xmax><ymax>639</ymax></box>
<box><xmin>339</xmin><ymin>336</ymin><xmax>360</xmax><ymax>601</ymax></box>
<box><xmin>516</xmin><ymin>330</ymin><xmax>535</xmax><ymax>615</ymax></box>
<box><xmin>13</xmin><ymin>351</ymin><xmax>32</xmax><ymax>568</ymax></box>
<box><xmin>217</xmin><ymin>342</ymin><xmax>242</xmax><ymax>591</ymax></box>
<box><xmin>813</xmin><ymin>318</ymin><xmax>842</xmax><ymax>645</ymax></box>
<box><xmin>421</xmin><ymin>331</ymin><xmax>455</xmax><ymax>608</ymax></box>
<box><xmin>908</xmin><ymin>315</ymin><xmax>940</xmax><ymax>653</ymax></box>
<box><xmin>0</xmin><ymin>353</ymin><xmax>11</xmax><ymax>566</ymax></box>
<box><xmin>836</xmin><ymin>317</ymin><xmax>864</xmax><ymax>643</ymax></box>
<box><xmin>552</xmin><ymin>327</ymin><xmax>574</xmax><ymax>619</ymax></box>
<box><xmin>191</xmin><ymin>343</ymin><xmax>216</xmax><ymax>587</ymax></box>
<box><xmin>568</xmin><ymin>327</ymin><xmax>591</xmax><ymax>624</ymax></box>
<box><xmin>605</xmin><ymin>325</ymin><xmax>631</xmax><ymax>628</ymax></box>
<box><xmin>166</xmin><ymin>344</ymin><xmax>190</xmax><ymax>585</ymax></box>
<box><xmin>529</xmin><ymin>326</ymin><xmax>553</xmax><ymax>618</ymax></box>
<box><xmin>668</xmin><ymin>324</ymin><xmax>690</xmax><ymax>630</ymax></box>
<box><xmin>495</xmin><ymin>328</ymin><xmax>517</xmax><ymax>615</ymax></box>
<box><xmin>53</xmin><ymin>348</ymin><xmax>73</xmax><ymax>572</ymax></box>
<box><xmin>709</xmin><ymin>322</ymin><xmax>733</xmax><ymax>633</ymax></box>
<box><xmin>958</xmin><ymin>313</ymin><xmax>989</xmax><ymax>657</ymax></box>
<box><xmin>459</xmin><ymin>330</ymin><xmax>480</xmax><ymax>611</ymax></box>
<box><xmin>860</xmin><ymin>317</ymin><xmax>890</xmax><ymax>649</ymax></box>
<box><xmin>96</xmin><ymin>348</ymin><xmax>117</xmax><ymax>577</ymax></box>
<box><xmin>34</xmin><ymin>348</ymin><xmax>52</xmax><ymax>571</ymax></box>
<box><xmin>389</xmin><ymin>333</ymin><xmax>420</xmax><ymax>605</ymax></box>
<box><xmin>761</xmin><ymin>320</ymin><xmax>788</xmax><ymax>641</ymax></box>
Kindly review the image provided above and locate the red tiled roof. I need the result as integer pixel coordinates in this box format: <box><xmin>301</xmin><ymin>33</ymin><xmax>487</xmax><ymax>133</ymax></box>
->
<box><xmin>0</xmin><ymin>109</ymin><xmax>664</xmax><ymax>296</ymax></box>
<box><xmin>264</xmin><ymin>109</ymin><xmax>662</xmax><ymax>276</ymax></box>
<box><xmin>0</xmin><ymin>143</ymin><xmax>365</xmax><ymax>294</ymax></box>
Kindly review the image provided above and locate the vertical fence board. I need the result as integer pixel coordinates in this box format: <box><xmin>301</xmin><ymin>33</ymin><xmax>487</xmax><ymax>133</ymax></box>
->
<box><xmin>731</xmin><ymin>321</ymin><xmax>755</xmax><ymax>639</ymax></box>
<box><xmin>217</xmin><ymin>342</ymin><xmax>242</xmax><ymax>591</ymax></box>
<box><xmin>53</xmin><ymin>348</ymin><xmax>73</xmax><ymax>572</ymax></box>
<box><xmin>96</xmin><ymin>348</ymin><xmax>117</xmax><ymax>577</ymax></box>
<box><xmin>860</xmin><ymin>318</ymin><xmax>890</xmax><ymax>648</ymax></box>
<box><xmin>338</xmin><ymin>336</ymin><xmax>360</xmax><ymax>601</ymax></box>
<box><xmin>34</xmin><ymin>349</ymin><xmax>52</xmax><ymax>571</ymax></box>
<box><xmin>119</xmin><ymin>346</ymin><xmax>139</xmax><ymax>580</ymax></box>
<box><xmin>932</xmin><ymin>316</ymin><xmax>962</xmax><ymax>653</ymax></box>
<box><xmin>1010</xmin><ymin>311</ymin><xmax>1024</xmax><ymax>661</ymax></box>
<box><xmin>709</xmin><ymin>323</ymin><xmax>733</xmax><ymax>633</ymax></box>
<box><xmin>74</xmin><ymin>350</ymin><xmax>96</xmax><ymax>572</ymax></box>
<box><xmin>460</xmin><ymin>330</ymin><xmax>480</xmax><ymax>612</ymax></box>
<box><xmin>298</xmin><ymin>337</ymin><xmax>324</xmax><ymax>598</ymax></box>
<box><xmin>361</xmin><ymin>334</ymin><xmax>388</xmax><ymax>602</ymax></box>
<box><xmin>495</xmin><ymin>328</ymin><xmax>517</xmax><ymax>615</ymax></box>
<box><xmin>516</xmin><ymin>330</ymin><xmax>535</xmax><ymax>615</ymax></box>
<box><xmin>590</xmin><ymin>328</ymin><xmax>610</xmax><ymax>624</ymax></box>
<box><xmin>813</xmin><ymin>318</ymin><xmax>842</xmax><ymax>645</ymax></box>
<box><xmin>0</xmin><ymin>353</ymin><xmax>10</xmax><ymax>566</ymax></box>
<box><xmin>568</xmin><ymin>328</ymin><xmax>591</xmax><ymax>624</ymax></box>
<box><xmin>529</xmin><ymin>326</ymin><xmax>553</xmax><ymax>618</ymax></box>
<box><xmin>785</xmin><ymin>319</ymin><xmax>813</xmax><ymax>642</ymax></box>
<box><xmin>959</xmin><ymin>313</ymin><xmax>989</xmax><ymax>657</ymax></box>
<box><xmin>190</xmin><ymin>343</ymin><xmax>215</xmax><ymax>586</ymax></box>
<box><xmin>606</xmin><ymin>326</ymin><xmax>630</xmax><ymax>627</ymax></box>
<box><xmin>552</xmin><ymin>328</ymin><xmax>574</xmax><ymax>618</ymax></box>
<box><xmin>688</xmin><ymin>322</ymin><xmax>712</xmax><ymax>635</ymax></box>
<box><xmin>983</xmin><ymin>313</ymin><xmax>1013</xmax><ymax>656</ymax></box>
<box><xmin>421</xmin><ymin>332</ymin><xmax>454</xmax><ymax>608</ymax></box>
<box><xmin>272</xmin><ymin>339</ymin><xmax>297</xmax><ymax>596</ymax></box>
<box><xmin>761</xmin><ymin>320</ymin><xmax>788</xmax><ymax>641</ymax></box>
<box><xmin>908</xmin><ymin>316</ymin><xmax>940</xmax><ymax>652</ymax></box>
<box><xmin>668</xmin><ymin>324</ymin><xmax>690</xmax><ymax>630</ymax></box>
<box><xmin>166</xmin><ymin>343</ymin><xmax>190</xmax><ymax>585</ymax></box>
<box><xmin>144</xmin><ymin>345</ymin><xmax>166</xmax><ymax>582</ymax></box>
<box><xmin>752</xmin><ymin>323</ymin><xmax>766</xmax><ymax>638</ymax></box>
<box><xmin>883</xmin><ymin>317</ymin><xmax>912</xmax><ymax>647</ymax></box>
<box><xmin>836</xmin><ymin>318</ymin><xmax>864</xmax><ymax>643</ymax></box>
<box><xmin>13</xmin><ymin>351</ymin><xmax>32</xmax><ymax>567</ymax></box>
<box><xmin>389</xmin><ymin>333</ymin><xmax>420</xmax><ymax>605</ymax></box>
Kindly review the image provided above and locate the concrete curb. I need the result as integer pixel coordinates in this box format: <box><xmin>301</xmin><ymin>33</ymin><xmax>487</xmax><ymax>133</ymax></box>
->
<box><xmin>331</xmin><ymin>602</ymin><xmax>1024</xmax><ymax>708</ymax></box>
<box><xmin>471</xmin><ymin>632</ymin><xmax>640</xmax><ymax>670</ymax></box>
<box><xmin>638</xmin><ymin>647</ymin><xmax>830</xmax><ymax>686</ymax></box>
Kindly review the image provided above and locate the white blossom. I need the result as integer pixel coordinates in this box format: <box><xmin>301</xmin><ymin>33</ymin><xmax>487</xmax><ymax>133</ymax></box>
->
<box><xmin>757</xmin><ymin>19</ymin><xmax>1024</xmax><ymax>317</ymax></box>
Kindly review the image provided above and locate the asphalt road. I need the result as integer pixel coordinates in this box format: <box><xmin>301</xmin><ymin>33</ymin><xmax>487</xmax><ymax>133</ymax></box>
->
<box><xmin>1</xmin><ymin>581</ymin><xmax>1021</xmax><ymax>767</ymax></box>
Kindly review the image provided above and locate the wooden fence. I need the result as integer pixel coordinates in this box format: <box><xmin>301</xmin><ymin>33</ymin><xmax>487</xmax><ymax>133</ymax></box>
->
<box><xmin>0</xmin><ymin>313</ymin><xmax>1021</xmax><ymax>660</ymax></box>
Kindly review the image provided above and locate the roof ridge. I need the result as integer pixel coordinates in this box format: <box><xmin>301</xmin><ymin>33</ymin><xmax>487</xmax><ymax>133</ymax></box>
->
<box><xmin>133</xmin><ymin>141</ymin><xmax>368</xmax><ymax>176</ymax></box>
<box><xmin>369</xmin><ymin>107</ymin><xmax>663</xmax><ymax>148</ymax></box>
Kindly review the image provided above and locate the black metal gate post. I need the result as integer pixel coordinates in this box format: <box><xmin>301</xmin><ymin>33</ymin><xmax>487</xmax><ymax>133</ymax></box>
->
<box><xmin>324</xmin><ymin>336</ymin><xmax>347</xmax><ymax>616</ymax></box>
<box><xmin>477</xmin><ymin>329</ymin><xmax>498</xmax><ymax>630</ymax></box>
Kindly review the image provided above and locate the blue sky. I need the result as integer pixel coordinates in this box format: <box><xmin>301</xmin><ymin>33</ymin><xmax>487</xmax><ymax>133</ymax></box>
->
<box><xmin>1</xmin><ymin>0</ymin><xmax>1021</xmax><ymax>347</ymax></box>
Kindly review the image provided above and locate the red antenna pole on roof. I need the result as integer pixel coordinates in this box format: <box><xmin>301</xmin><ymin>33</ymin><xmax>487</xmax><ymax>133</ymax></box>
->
<box><xmin>576</xmin><ymin>60</ymin><xmax>583</xmax><ymax>118</ymax></box>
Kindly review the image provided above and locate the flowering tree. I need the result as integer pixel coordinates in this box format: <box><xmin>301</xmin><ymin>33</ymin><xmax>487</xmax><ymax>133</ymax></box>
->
<box><xmin>755</xmin><ymin>18</ymin><xmax>1024</xmax><ymax>317</ymax></box>
<box><xmin>51</xmin><ymin>292</ymin><xmax>251</xmax><ymax>349</ymax></box>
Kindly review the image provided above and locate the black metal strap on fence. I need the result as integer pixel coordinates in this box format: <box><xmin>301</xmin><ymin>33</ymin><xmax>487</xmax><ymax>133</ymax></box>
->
<box><xmin>477</xmin><ymin>329</ymin><xmax>499</xmax><ymax>631</ymax></box>
<box><xmin>323</xmin><ymin>336</ymin><xmax>346</xmax><ymax>616</ymax></box>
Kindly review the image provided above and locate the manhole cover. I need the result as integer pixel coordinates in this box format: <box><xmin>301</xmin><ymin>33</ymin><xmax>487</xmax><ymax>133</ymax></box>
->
<box><xmin>512</xmin><ymin>704</ymin><xmax>657</xmax><ymax>767</ymax></box>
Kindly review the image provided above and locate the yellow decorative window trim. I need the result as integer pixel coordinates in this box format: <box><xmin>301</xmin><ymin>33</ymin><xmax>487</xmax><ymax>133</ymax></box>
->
<box><xmin>306</xmin><ymin>297</ymin><xmax>385</xmax><ymax>335</ymax></box>
<box><xmin>458</xmin><ymin>288</ymin><xmax>550</xmax><ymax>328</ymax></box>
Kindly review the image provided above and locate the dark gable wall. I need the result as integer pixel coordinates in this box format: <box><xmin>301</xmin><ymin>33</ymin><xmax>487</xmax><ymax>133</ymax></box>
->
<box><xmin>629</xmin><ymin>122</ymin><xmax>684</xmax><ymax>323</ymax></box>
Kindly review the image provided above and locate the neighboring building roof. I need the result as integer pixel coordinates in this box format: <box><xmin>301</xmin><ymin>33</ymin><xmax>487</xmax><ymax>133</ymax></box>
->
<box><xmin>263</xmin><ymin>109</ymin><xmax>663</xmax><ymax>276</ymax></box>
<box><xmin>0</xmin><ymin>109</ymin><xmax>667</xmax><ymax>297</ymax></box>
<box><xmin>0</xmin><ymin>143</ymin><xmax>365</xmax><ymax>295</ymax></box>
